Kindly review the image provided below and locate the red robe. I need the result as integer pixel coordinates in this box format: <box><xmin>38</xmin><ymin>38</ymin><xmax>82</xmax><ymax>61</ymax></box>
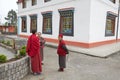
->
<box><xmin>26</xmin><ymin>34</ymin><xmax>42</xmax><ymax>73</ymax></box>
<box><xmin>57</xmin><ymin>40</ymin><xmax>67</xmax><ymax>56</ymax></box>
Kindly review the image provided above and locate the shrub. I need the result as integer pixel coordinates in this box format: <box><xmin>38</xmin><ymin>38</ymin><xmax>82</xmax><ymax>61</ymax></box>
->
<box><xmin>0</xmin><ymin>54</ymin><xmax>7</xmax><ymax>63</ymax></box>
<box><xmin>2</xmin><ymin>40</ymin><xmax>5</xmax><ymax>43</ymax></box>
<box><xmin>21</xmin><ymin>46</ymin><xmax>26</xmax><ymax>49</ymax></box>
<box><xmin>14</xmin><ymin>54</ymin><xmax>20</xmax><ymax>59</ymax></box>
<box><xmin>6</xmin><ymin>41</ymin><xmax>10</xmax><ymax>46</ymax></box>
<box><xmin>20</xmin><ymin>49</ymin><xmax>26</xmax><ymax>56</ymax></box>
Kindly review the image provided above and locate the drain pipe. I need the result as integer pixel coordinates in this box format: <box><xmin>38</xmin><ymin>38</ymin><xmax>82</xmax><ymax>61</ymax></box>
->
<box><xmin>116</xmin><ymin>1</ymin><xmax>120</xmax><ymax>41</ymax></box>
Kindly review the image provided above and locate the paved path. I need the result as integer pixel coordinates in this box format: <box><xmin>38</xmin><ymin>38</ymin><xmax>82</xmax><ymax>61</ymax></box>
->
<box><xmin>0</xmin><ymin>46</ymin><xmax>14</xmax><ymax>60</ymax></box>
<box><xmin>22</xmin><ymin>46</ymin><xmax>120</xmax><ymax>80</ymax></box>
<box><xmin>47</xmin><ymin>42</ymin><xmax>120</xmax><ymax>57</ymax></box>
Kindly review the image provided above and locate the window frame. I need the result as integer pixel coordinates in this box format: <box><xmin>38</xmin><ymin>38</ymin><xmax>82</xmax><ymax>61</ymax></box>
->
<box><xmin>21</xmin><ymin>16</ymin><xmax>27</xmax><ymax>32</ymax></box>
<box><xmin>42</xmin><ymin>12</ymin><xmax>52</xmax><ymax>34</ymax></box>
<box><xmin>59</xmin><ymin>8</ymin><xmax>74</xmax><ymax>36</ymax></box>
<box><xmin>30</xmin><ymin>15</ymin><xmax>37</xmax><ymax>33</ymax></box>
<box><xmin>44</xmin><ymin>0</ymin><xmax>51</xmax><ymax>2</ymax></box>
<box><xmin>22</xmin><ymin>0</ymin><xmax>26</xmax><ymax>8</ymax></box>
<box><xmin>32</xmin><ymin>0</ymin><xmax>37</xmax><ymax>6</ymax></box>
<box><xmin>105</xmin><ymin>11</ymin><xmax>117</xmax><ymax>36</ymax></box>
<box><xmin>109</xmin><ymin>0</ymin><xmax>116</xmax><ymax>3</ymax></box>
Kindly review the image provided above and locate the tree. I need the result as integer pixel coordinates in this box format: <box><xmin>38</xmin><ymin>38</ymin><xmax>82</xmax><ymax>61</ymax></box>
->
<box><xmin>5</xmin><ymin>9</ymin><xmax>17</xmax><ymax>26</ymax></box>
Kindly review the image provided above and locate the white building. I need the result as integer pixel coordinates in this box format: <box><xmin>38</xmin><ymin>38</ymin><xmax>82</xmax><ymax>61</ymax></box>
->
<box><xmin>17</xmin><ymin>0</ymin><xmax>120</xmax><ymax>48</ymax></box>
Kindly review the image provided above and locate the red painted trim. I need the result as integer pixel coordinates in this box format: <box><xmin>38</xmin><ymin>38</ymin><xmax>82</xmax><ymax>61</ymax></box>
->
<box><xmin>19</xmin><ymin>34</ymin><xmax>29</xmax><ymax>38</ymax></box>
<box><xmin>19</xmin><ymin>34</ymin><xmax>120</xmax><ymax>48</ymax></box>
<box><xmin>89</xmin><ymin>40</ymin><xmax>116</xmax><ymax>48</ymax></box>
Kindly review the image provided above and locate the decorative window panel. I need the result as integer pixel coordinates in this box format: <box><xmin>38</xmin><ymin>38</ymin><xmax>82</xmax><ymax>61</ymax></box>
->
<box><xmin>30</xmin><ymin>15</ymin><xmax>37</xmax><ymax>33</ymax></box>
<box><xmin>42</xmin><ymin>12</ymin><xmax>52</xmax><ymax>34</ymax></box>
<box><xmin>44</xmin><ymin>0</ymin><xmax>51</xmax><ymax>2</ymax></box>
<box><xmin>22</xmin><ymin>0</ymin><xmax>26</xmax><ymax>8</ymax></box>
<box><xmin>105</xmin><ymin>12</ymin><xmax>117</xmax><ymax>36</ymax></box>
<box><xmin>59</xmin><ymin>9</ymin><xmax>74</xmax><ymax>36</ymax></box>
<box><xmin>32</xmin><ymin>0</ymin><xmax>37</xmax><ymax>6</ymax></box>
<box><xmin>21</xmin><ymin>17</ymin><xmax>27</xmax><ymax>32</ymax></box>
<box><xmin>109</xmin><ymin>0</ymin><xmax>116</xmax><ymax>3</ymax></box>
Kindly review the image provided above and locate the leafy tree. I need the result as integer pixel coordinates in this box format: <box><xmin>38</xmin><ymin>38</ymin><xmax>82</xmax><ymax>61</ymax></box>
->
<box><xmin>5</xmin><ymin>9</ymin><xmax>17</xmax><ymax>26</ymax></box>
<box><xmin>4</xmin><ymin>22</ymin><xmax>8</xmax><ymax>26</ymax></box>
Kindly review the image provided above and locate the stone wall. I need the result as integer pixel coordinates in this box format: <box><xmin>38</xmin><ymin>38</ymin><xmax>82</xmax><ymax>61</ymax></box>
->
<box><xmin>0</xmin><ymin>35</ymin><xmax>27</xmax><ymax>50</ymax></box>
<box><xmin>0</xmin><ymin>56</ymin><xmax>30</xmax><ymax>80</ymax></box>
<box><xmin>14</xmin><ymin>38</ymin><xmax>27</xmax><ymax>50</ymax></box>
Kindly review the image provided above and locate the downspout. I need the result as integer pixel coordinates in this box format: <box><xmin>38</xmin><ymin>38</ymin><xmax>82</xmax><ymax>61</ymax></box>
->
<box><xmin>116</xmin><ymin>0</ymin><xmax>120</xmax><ymax>41</ymax></box>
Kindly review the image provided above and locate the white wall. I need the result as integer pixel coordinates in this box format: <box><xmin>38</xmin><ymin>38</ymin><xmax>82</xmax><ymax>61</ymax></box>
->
<box><xmin>89</xmin><ymin>0</ymin><xmax>119</xmax><ymax>43</ymax></box>
<box><xmin>17</xmin><ymin>0</ymin><xmax>91</xmax><ymax>43</ymax></box>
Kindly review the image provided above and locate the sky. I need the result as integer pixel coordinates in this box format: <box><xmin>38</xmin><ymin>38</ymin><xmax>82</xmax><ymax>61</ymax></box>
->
<box><xmin>0</xmin><ymin>0</ymin><xmax>18</xmax><ymax>24</ymax></box>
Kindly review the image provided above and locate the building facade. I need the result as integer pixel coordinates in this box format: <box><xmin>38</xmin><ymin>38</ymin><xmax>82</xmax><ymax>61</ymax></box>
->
<box><xmin>17</xmin><ymin>0</ymin><xmax>120</xmax><ymax>48</ymax></box>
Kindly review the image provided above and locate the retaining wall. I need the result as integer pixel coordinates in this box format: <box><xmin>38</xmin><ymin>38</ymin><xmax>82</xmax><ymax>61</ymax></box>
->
<box><xmin>0</xmin><ymin>56</ymin><xmax>30</xmax><ymax>80</ymax></box>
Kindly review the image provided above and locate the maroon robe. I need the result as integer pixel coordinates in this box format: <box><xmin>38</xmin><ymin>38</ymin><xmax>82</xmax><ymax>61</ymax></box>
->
<box><xmin>26</xmin><ymin>34</ymin><xmax>42</xmax><ymax>73</ymax></box>
<box><xmin>57</xmin><ymin>40</ymin><xmax>67</xmax><ymax>56</ymax></box>
<box><xmin>57</xmin><ymin>40</ymin><xmax>67</xmax><ymax>68</ymax></box>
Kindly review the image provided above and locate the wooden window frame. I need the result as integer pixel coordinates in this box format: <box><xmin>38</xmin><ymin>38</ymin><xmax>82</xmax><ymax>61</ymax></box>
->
<box><xmin>32</xmin><ymin>0</ymin><xmax>37</xmax><ymax>6</ymax></box>
<box><xmin>30</xmin><ymin>15</ymin><xmax>37</xmax><ymax>33</ymax></box>
<box><xmin>44</xmin><ymin>0</ymin><xmax>51</xmax><ymax>2</ymax></box>
<box><xmin>109</xmin><ymin>0</ymin><xmax>116</xmax><ymax>3</ymax></box>
<box><xmin>59</xmin><ymin>9</ymin><xmax>74</xmax><ymax>36</ymax></box>
<box><xmin>22</xmin><ymin>0</ymin><xmax>26</xmax><ymax>8</ymax></box>
<box><xmin>42</xmin><ymin>12</ymin><xmax>52</xmax><ymax>34</ymax></box>
<box><xmin>105</xmin><ymin>12</ymin><xmax>117</xmax><ymax>36</ymax></box>
<box><xmin>21</xmin><ymin>17</ymin><xmax>27</xmax><ymax>32</ymax></box>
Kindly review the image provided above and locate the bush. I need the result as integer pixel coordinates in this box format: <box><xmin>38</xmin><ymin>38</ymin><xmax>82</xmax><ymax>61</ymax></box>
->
<box><xmin>6</xmin><ymin>41</ymin><xmax>10</xmax><ymax>46</ymax></box>
<box><xmin>0</xmin><ymin>54</ymin><xmax>7</xmax><ymax>63</ymax></box>
<box><xmin>14</xmin><ymin>54</ymin><xmax>20</xmax><ymax>59</ymax></box>
<box><xmin>21</xmin><ymin>46</ymin><xmax>26</xmax><ymax>49</ymax></box>
<box><xmin>2</xmin><ymin>40</ymin><xmax>5</xmax><ymax>43</ymax></box>
<box><xmin>20</xmin><ymin>49</ymin><xmax>26</xmax><ymax>56</ymax></box>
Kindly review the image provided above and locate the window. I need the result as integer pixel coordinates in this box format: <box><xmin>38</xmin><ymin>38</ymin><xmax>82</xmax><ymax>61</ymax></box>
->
<box><xmin>22</xmin><ymin>0</ymin><xmax>26</xmax><ymax>8</ymax></box>
<box><xmin>42</xmin><ymin>12</ymin><xmax>52</xmax><ymax>34</ymax></box>
<box><xmin>59</xmin><ymin>8</ymin><xmax>74</xmax><ymax>36</ymax></box>
<box><xmin>21</xmin><ymin>17</ymin><xmax>27</xmax><ymax>32</ymax></box>
<box><xmin>105</xmin><ymin>12</ymin><xmax>117</xmax><ymax>36</ymax></box>
<box><xmin>30</xmin><ymin>15</ymin><xmax>37</xmax><ymax>33</ymax></box>
<box><xmin>44</xmin><ymin>0</ymin><xmax>51</xmax><ymax>2</ymax></box>
<box><xmin>109</xmin><ymin>0</ymin><xmax>116</xmax><ymax>3</ymax></box>
<box><xmin>32</xmin><ymin>0</ymin><xmax>37</xmax><ymax>6</ymax></box>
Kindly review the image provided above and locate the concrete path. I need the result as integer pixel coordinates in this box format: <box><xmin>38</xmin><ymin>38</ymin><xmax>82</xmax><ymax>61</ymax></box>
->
<box><xmin>22</xmin><ymin>46</ymin><xmax>120</xmax><ymax>80</ymax></box>
<box><xmin>46</xmin><ymin>42</ymin><xmax>120</xmax><ymax>57</ymax></box>
<box><xmin>0</xmin><ymin>46</ymin><xmax>14</xmax><ymax>60</ymax></box>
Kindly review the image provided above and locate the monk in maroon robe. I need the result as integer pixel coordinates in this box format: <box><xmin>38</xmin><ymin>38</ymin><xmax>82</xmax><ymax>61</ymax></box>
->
<box><xmin>57</xmin><ymin>34</ymin><xmax>69</xmax><ymax>72</ymax></box>
<box><xmin>26</xmin><ymin>30</ymin><xmax>42</xmax><ymax>75</ymax></box>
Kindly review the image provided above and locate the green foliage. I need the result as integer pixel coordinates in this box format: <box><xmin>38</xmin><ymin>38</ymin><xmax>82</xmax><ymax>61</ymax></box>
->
<box><xmin>2</xmin><ymin>40</ymin><xmax>5</xmax><ymax>43</ymax></box>
<box><xmin>21</xmin><ymin>46</ymin><xmax>26</xmax><ymax>49</ymax></box>
<box><xmin>6</xmin><ymin>41</ymin><xmax>10</xmax><ymax>46</ymax></box>
<box><xmin>5</xmin><ymin>9</ymin><xmax>17</xmax><ymax>26</ymax></box>
<box><xmin>20</xmin><ymin>49</ymin><xmax>26</xmax><ymax>56</ymax></box>
<box><xmin>14</xmin><ymin>54</ymin><xmax>20</xmax><ymax>59</ymax></box>
<box><xmin>19</xmin><ymin>46</ymin><xmax>26</xmax><ymax>57</ymax></box>
<box><xmin>0</xmin><ymin>54</ymin><xmax>7</xmax><ymax>63</ymax></box>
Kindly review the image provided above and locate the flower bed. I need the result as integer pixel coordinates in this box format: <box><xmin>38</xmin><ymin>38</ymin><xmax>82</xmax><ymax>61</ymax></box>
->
<box><xmin>0</xmin><ymin>35</ymin><xmax>29</xmax><ymax>80</ymax></box>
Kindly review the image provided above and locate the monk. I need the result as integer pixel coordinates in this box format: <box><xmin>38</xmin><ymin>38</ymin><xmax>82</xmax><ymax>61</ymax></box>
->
<box><xmin>26</xmin><ymin>30</ymin><xmax>42</xmax><ymax>75</ymax></box>
<box><xmin>57</xmin><ymin>34</ymin><xmax>69</xmax><ymax>72</ymax></box>
<box><xmin>37</xmin><ymin>32</ymin><xmax>46</xmax><ymax>65</ymax></box>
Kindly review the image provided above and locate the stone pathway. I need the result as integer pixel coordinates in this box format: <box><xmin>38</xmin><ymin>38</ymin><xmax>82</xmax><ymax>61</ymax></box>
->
<box><xmin>0</xmin><ymin>46</ymin><xmax>14</xmax><ymax>60</ymax></box>
<box><xmin>22</xmin><ymin>47</ymin><xmax>120</xmax><ymax>80</ymax></box>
